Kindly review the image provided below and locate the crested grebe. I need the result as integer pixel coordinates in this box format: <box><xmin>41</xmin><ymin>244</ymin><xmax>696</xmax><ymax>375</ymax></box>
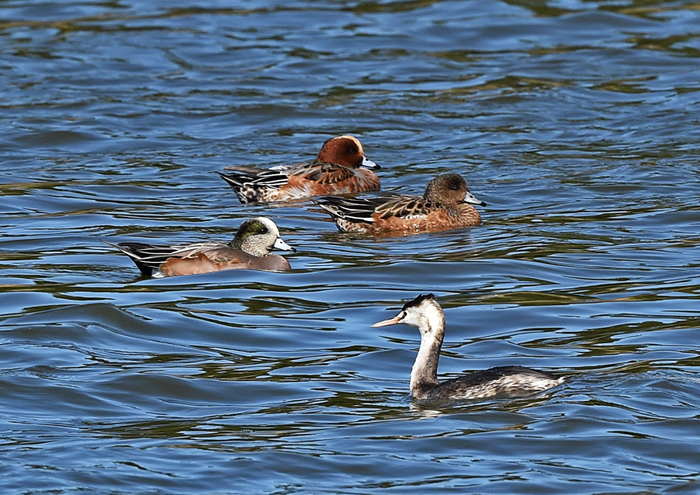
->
<box><xmin>372</xmin><ymin>294</ymin><xmax>564</xmax><ymax>401</ymax></box>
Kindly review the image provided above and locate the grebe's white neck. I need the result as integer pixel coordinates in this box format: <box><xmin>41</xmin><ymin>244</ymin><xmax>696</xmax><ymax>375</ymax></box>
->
<box><xmin>371</xmin><ymin>294</ymin><xmax>447</xmax><ymax>399</ymax></box>
<box><xmin>407</xmin><ymin>298</ymin><xmax>445</xmax><ymax>399</ymax></box>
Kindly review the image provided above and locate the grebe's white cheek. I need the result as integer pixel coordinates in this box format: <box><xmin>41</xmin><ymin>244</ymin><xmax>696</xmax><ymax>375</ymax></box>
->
<box><xmin>403</xmin><ymin>311</ymin><xmax>421</xmax><ymax>328</ymax></box>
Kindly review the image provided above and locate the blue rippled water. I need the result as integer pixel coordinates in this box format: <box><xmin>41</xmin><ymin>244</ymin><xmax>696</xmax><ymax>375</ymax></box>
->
<box><xmin>2</xmin><ymin>0</ymin><xmax>700</xmax><ymax>493</ymax></box>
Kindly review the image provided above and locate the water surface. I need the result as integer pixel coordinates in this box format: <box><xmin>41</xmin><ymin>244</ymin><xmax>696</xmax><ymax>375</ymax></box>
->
<box><xmin>2</xmin><ymin>0</ymin><xmax>700</xmax><ymax>493</ymax></box>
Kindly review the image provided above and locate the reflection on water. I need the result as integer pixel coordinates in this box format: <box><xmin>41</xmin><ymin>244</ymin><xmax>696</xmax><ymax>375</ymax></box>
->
<box><xmin>2</xmin><ymin>0</ymin><xmax>700</xmax><ymax>493</ymax></box>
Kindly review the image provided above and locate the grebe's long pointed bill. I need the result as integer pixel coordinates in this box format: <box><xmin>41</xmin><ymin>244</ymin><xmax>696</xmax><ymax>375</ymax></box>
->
<box><xmin>371</xmin><ymin>313</ymin><xmax>404</xmax><ymax>328</ymax></box>
<box><xmin>362</xmin><ymin>156</ymin><xmax>380</xmax><ymax>169</ymax></box>
<box><xmin>273</xmin><ymin>237</ymin><xmax>296</xmax><ymax>252</ymax></box>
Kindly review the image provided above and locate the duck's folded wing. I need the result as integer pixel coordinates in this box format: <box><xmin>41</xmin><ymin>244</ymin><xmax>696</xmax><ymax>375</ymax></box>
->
<box><xmin>197</xmin><ymin>246</ymin><xmax>247</xmax><ymax>265</ymax></box>
<box><xmin>103</xmin><ymin>240</ymin><xmax>178</xmax><ymax>276</ymax></box>
<box><xmin>290</xmin><ymin>162</ymin><xmax>356</xmax><ymax>184</ymax></box>
<box><xmin>218</xmin><ymin>169</ymin><xmax>290</xmax><ymax>189</ymax></box>
<box><xmin>374</xmin><ymin>196</ymin><xmax>434</xmax><ymax>220</ymax></box>
<box><xmin>107</xmin><ymin>240</ymin><xmax>225</xmax><ymax>264</ymax></box>
<box><xmin>314</xmin><ymin>196</ymin><xmax>382</xmax><ymax>223</ymax></box>
<box><xmin>316</xmin><ymin>195</ymin><xmax>432</xmax><ymax>221</ymax></box>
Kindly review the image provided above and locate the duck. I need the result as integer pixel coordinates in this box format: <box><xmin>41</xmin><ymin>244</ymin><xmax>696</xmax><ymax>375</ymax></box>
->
<box><xmin>314</xmin><ymin>173</ymin><xmax>485</xmax><ymax>234</ymax></box>
<box><xmin>218</xmin><ymin>135</ymin><xmax>380</xmax><ymax>203</ymax></box>
<box><xmin>372</xmin><ymin>294</ymin><xmax>564</xmax><ymax>401</ymax></box>
<box><xmin>105</xmin><ymin>217</ymin><xmax>295</xmax><ymax>278</ymax></box>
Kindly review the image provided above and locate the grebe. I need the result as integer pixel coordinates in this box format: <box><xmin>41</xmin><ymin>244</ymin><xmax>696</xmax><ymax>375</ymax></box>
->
<box><xmin>372</xmin><ymin>294</ymin><xmax>564</xmax><ymax>401</ymax></box>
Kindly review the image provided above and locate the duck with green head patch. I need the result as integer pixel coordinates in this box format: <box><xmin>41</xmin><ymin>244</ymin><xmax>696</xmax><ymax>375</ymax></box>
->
<box><xmin>105</xmin><ymin>217</ymin><xmax>295</xmax><ymax>278</ymax></box>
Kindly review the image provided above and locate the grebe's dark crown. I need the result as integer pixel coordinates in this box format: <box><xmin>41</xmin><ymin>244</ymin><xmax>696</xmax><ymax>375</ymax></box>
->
<box><xmin>403</xmin><ymin>293</ymin><xmax>437</xmax><ymax>311</ymax></box>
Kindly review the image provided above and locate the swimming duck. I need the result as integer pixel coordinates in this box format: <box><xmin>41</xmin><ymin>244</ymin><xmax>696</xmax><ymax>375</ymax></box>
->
<box><xmin>372</xmin><ymin>294</ymin><xmax>564</xmax><ymax>401</ymax></box>
<box><xmin>105</xmin><ymin>217</ymin><xmax>295</xmax><ymax>278</ymax></box>
<box><xmin>218</xmin><ymin>135</ymin><xmax>380</xmax><ymax>203</ymax></box>
<box><xmin>315</xmin><ymin>173</ymin><xmax>485</xmax><ymax>234</ymax></box>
